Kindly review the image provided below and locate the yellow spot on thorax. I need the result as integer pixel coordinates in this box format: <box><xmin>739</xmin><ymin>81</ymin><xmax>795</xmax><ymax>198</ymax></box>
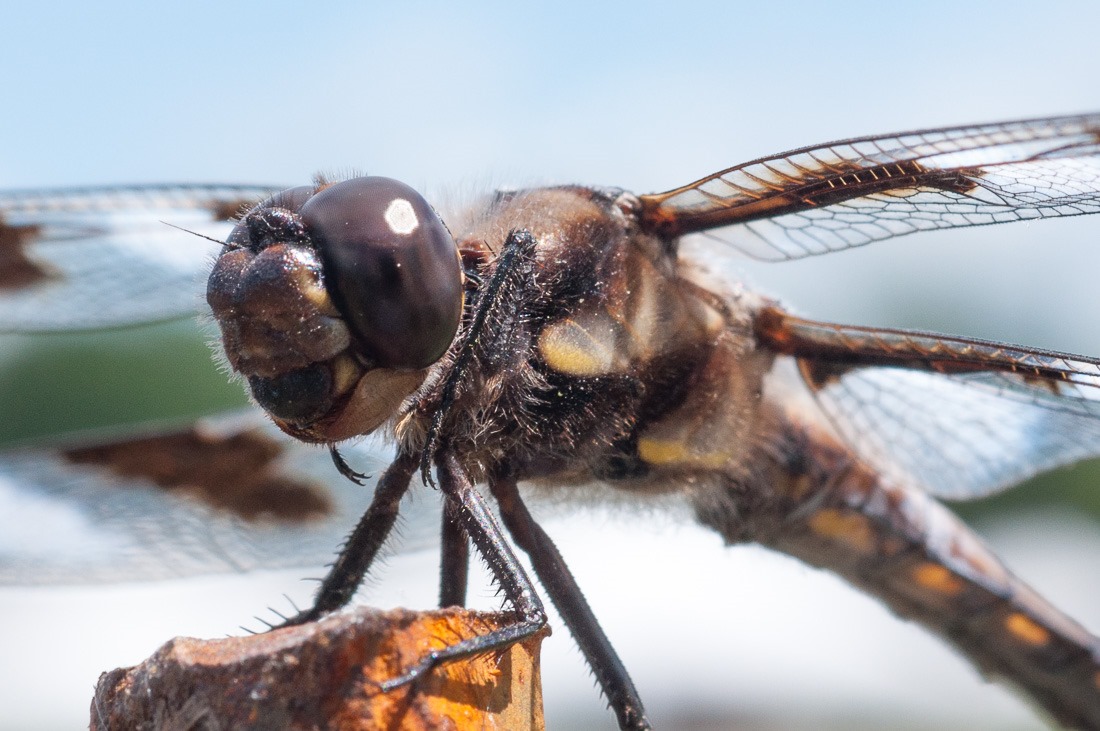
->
<box><xmin>637</xmin><ymin>438</ymin><xmax>730</xmax><ymax>469</ymax></box>
<box><xmin>537</xmin><ymin>318</ymin><xmax>617</xmax><ymax>376</ymax></box>
<box><xmin>637</xmin><ymin>438</ymin><xmax>690</xmax><ymax>465</ymax></box>
<box><xmin>778</xmin><ymin>473</ymin><xmax>814</xmax><ymax>500</ymax></box>
<box><xmin>1003</xmin><ymin>612</ymin><xmax>1051</xmax><ymax>647</ymax></box>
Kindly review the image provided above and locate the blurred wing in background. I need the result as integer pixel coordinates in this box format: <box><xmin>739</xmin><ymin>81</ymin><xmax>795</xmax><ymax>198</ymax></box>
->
<box><xmin>0</xmin><ymin>184</ymin><xmax>279</xmax><ymax>333</ymax></box>
<box><xmin>0</xmin><ymin>184</ymin><xmax>436</xmax><ymax>585</ymax></box>
<box><xmin>0</xmin><ymin>413</ymin><xmax>438</xmax><ymax>584</ymax></box>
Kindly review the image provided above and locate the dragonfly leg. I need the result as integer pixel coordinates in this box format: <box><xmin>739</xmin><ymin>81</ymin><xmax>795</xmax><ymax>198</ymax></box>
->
<box><xmin>418</xmin><ymin>228</ymin><xmax>539</xmax><ymax>486</ymax></box>
<box><xmin>489</xmin><ymin>473</ymin><xmax>652</xmax><ymax>731</ymax></box>
<box><xmin>276</xmin><ymin>451</ymin><xmax>417</xmax><ymax>627</ymax></box>
<box><xmin>438</xmin><ymin>500</ymin><xmax>470</xmax><ymax>607</ymax></box>
<box><xmin>380</xmin><ymin>451</ymin><xmax>547</xmax><ymax>690</ymax></box>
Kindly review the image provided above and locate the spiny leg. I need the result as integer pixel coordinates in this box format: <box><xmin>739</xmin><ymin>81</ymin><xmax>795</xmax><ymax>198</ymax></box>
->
<box><xmin>277</xmin><ymin>451</ymin><xmax>417</xmax><ymax>626</ymax></box>
<box><xmin>438</xmin><ymin>500</ymin><xmax>470</xmax><ymax>608</ymax></box>
<box><xmin>380</xmin><ymin>450</ymin><xmax>546</xmax><ymax>690</ymax></box>
<box><xmin>489</xmin><ymin>473</ymin><xmax>651</xmax><ymax>731</ymax></box>
<box><xmin>419</xmin><ymin>228</ymin><xmax>539</xmax><ymax>485</ymax></box>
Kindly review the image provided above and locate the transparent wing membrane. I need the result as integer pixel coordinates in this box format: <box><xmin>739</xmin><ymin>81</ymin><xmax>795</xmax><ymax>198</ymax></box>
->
<box><xmin>756</xmin><ymin>308</ymin><xmax>1100</xmax><ymax>498</ymax></box>
<box><xmin>0</xmin><ymin>184</ymin><xmax>277</xmax><ymax>332</ymax></box>
<box><xmin>641</xmin><ymin>113</ymin><xmax>1100</xmax><ymax>260</ymax></box>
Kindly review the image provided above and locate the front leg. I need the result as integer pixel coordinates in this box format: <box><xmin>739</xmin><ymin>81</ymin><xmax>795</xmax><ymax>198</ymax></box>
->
<box><xmin>419</xmin><ymin>228</ymin><xmax>539</xmax><ymax>484</ymax></box>
<box><xmin>378</xmin><ymin>451</ymin><xmax>547</xmax><ymax>691</ymax></box>
<box><xmin>438</xmin><ymin>501</ymin><xmax>470</xmax><ymax>607</ymax></box>
<box><xmin>490</xmin><ymin>473</ymin><xmax>652</xmax><ymax>731</ymax></box>
<box><xmin>277</xmin><ymin>451</ymin><xmax>417</xmax><ymax>626</ymax></box>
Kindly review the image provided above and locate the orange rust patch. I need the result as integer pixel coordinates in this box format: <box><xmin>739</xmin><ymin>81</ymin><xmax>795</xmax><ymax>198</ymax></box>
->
<box><xmin>911</xmin><ymin>563</ymin><xmax>965</xmax><ymax>596</ymax></box>
<box><xmin>1094</xmin><ymin>669</ymin><xmax>1100</xmax><ymax>690</ymax></box>
<box><xmin>807</xmin><ymin>508</ymin><xmax>876</xmax><ymax>554</ymax></box>
<box><xmin>1003</xmin><ymin>612</ymin><xmax>1051</xmax><ymax>647</ymax></box>
<box><xmin>92</xmin><ymin>607</ymin><xmax>546</xmax><ymax>730</ymax></box>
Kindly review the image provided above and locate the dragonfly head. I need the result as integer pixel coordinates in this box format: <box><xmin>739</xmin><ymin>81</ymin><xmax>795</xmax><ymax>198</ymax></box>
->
<box><xmin>207</xmin><ymin>177</ymin><xmax>464</xmax><ymax>443</ymax></box>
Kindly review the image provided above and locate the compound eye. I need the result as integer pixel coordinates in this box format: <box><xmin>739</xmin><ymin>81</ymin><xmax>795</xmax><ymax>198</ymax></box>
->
<box><xmin>300</xmin><ymin>177</ymin><xmax>463</xmax><ymax>370</ymax></box>
<box><xmin>263</xmin><ymin>185</ymin><xmax>316</xmax><ymax>214</ymax></box>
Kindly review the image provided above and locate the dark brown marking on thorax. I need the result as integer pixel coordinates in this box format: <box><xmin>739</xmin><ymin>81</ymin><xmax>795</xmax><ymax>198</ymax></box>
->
<box><xmin>0</xmin><ymin>218</ymin><xmax>50</xmax><ymax>289</ymax></box>
<box><xmin>64</xmin><ymin>428</ymin><xmax>332</xmax><ymax>522</ymax></box>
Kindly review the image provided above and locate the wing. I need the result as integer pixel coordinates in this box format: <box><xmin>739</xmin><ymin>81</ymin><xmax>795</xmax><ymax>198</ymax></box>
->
<box><xmin>0</xmin><ymin>184</ymin><xmax>447</xmax><ymax>584</ymax></box>
<box><xmin>0</xmin><ymin>412</ymin><xmax>438</xmax><ymax>584</ymax></box>
<box><xmin>756</xmin><ymin>307</ymin><xmax>1100</xmax><ymax>499</ymax></box>
<box><xmin>639</xmin><ymin>113</ymin><xmax>1100</xmax><ymax>260</ymax></box>
<box><xmin>0</xmin><ymin>183</ymin><xmax>278</xmax><ymax>333</ymax></box>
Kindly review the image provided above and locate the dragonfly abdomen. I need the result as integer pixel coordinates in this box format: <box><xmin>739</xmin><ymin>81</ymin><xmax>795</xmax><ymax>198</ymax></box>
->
<box><xmin>699</xmin><ymin>411</ymin><xmax>1100</xmax><ymax>729</ymax></box>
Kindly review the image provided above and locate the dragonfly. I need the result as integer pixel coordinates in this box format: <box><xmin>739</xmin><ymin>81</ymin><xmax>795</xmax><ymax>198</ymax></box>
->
<box><xmin>2</xmin><ymin>113</ymin><xmax>1100</xmax><ymax>730</ymax></box>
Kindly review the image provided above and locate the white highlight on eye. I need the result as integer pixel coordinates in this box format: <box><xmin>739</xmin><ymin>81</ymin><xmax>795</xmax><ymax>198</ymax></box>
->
<box><xmin>384</xmin><ymin>198</ymin><xmax>419</xmax><ymax>235</ymax></box>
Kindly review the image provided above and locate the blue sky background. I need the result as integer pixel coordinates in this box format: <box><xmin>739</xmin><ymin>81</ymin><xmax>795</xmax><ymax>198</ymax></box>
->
<box><xmin>3</xmin><ymin>2</ymin><xmax>1100</xmax><ymax>729</ymax></box>
<box><xmin>4</xmin><ymin>2</ymin><xmax>1098</xmax><ymax>192</ymax></box>
<box><xmin>5</xmin><ymin>1</ymin><xmax>1099</xmax><ymax>349</ymax></box>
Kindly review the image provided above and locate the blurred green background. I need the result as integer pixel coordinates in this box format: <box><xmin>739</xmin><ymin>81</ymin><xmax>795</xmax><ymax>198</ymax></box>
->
<box><xmin>0</xmin><ymin>324</ymin><xmax>246</xmax><ymax>447</ymax></box>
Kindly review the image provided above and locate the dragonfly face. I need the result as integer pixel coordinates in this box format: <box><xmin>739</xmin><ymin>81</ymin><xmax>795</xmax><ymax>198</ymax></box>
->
<box><xmin>207</xmin><ymin>177</ymin><xmax>463</xmax><ymax>441</ymax></box>
<box><xmin>3</xmin><ymin>114</ymin><xmax>1100</xmax><ymax>729</ymax></box>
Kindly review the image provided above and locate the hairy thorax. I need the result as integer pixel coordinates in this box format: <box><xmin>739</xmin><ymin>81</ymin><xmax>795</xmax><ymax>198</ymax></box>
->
<box><xmin>393</xmin><ymin>186</ymin><xmax>775</xmax><ymax>492</ymax></box>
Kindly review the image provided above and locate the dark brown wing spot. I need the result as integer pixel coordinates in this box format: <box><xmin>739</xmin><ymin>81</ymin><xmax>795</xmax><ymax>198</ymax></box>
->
<box><xmin>65</xmin><ymin>427</ymin><xmax>332</xmax><ymax>522</ymax></box>
<box><xmin>796</xmin><ymin>358</ymin><xmax>858</xmax><ymax>391</ymax></box>
<box><xmin>0</xmin><ymin>218</ymin><xmax>50</xmax><ymax>289</ymax></box>
<box><xmin>795</xmin><ymin>160</ymin><xmax>981</xmax><ymax>209</ymax></box>
<box><xmin>1020</xmin><ymin>370</ymin><xmax>1066</xmax><ymax>395</ymax></box>
<box><xmin>640</xmin><ymin>160</ymin><xmax>985</xmax><ymax>237</ymax></box>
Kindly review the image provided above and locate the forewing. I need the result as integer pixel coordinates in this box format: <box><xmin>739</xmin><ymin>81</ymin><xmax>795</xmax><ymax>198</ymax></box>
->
<box><xmin>0</xmin><ymin>184</ymin><xmax>278</xmax><ymax>333</ymax></box>
<box><xmin>756</xmin><ymin>309</ymin><xmax>1100</xmax><ymax>498</ymax></box>
<box><xmin>639</xmin><ymin>113</ymin><xmax>1100</xmax><ymax>260</ymax></box>
<box><xmin>0</xmin><ymin>413</ymin><xmax>437</xmax><ymax>584</ymax></box>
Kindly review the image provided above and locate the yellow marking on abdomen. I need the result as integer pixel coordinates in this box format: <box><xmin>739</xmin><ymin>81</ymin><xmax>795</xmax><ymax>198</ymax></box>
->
<box><xmin>911</xmin><ymin>563</ymin><xmax>965</xmax><ymax>596</ymax></box>
<box><xmin>637</xmin><ymin>437</ymin><xmax>729</xmax><ymax>469</ymax></box>
<box><xmin>1004</xmin><ymin>612</ymin><xmax>1051</xmax><ymax>647</ymax></box>
<box><xmin>807</xmin><ymin>508</ymin><xmax>875</xmax><ymax>555</ymax></box>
